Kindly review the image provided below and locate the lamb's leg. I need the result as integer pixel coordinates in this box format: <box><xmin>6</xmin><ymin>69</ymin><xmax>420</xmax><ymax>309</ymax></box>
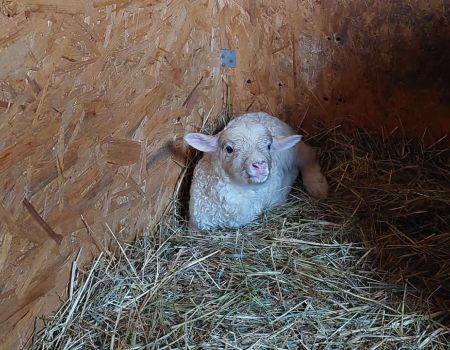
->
<box><xmin>296</xmin><ymin>142</ymin><xmax>329</xmax><ymax>199</ymax></box>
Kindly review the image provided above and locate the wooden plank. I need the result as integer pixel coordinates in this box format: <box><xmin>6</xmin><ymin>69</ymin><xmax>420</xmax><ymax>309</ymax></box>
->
<box><xmin>104</xmin><ymin>137</ymin><xmax>142</xmax><ymax>166</ymax></box>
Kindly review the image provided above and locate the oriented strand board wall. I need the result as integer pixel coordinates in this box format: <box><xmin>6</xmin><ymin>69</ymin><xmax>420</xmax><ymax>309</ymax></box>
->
<box><xmin>0</xmin><ymin>0</ymin><xmax>449</xmax><ymax>348</ymax></box>
<box><xmin>0</xmin><ymin>1</ymin><xmax>224</xmax><ymax>348</ymax></box>
<box><xmin>226</xmin><ymin>0</ymin><xmax>450</xmax><ymax>143</ymax></box>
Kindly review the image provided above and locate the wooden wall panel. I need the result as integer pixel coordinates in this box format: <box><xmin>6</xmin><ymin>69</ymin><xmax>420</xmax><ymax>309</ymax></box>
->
<box><xmin>0</xmin><ymin>1</ymin><xmax>224</xmax><ymax>348</ymax></box>
<box><xmin>0</xmin><ymin>0</ymin><xmax>449</xmax><ymax>348</ymax></box>
<box><xmin>225</xmin><ymin>0</ymin><xmax>450</xmax><ymax>144</ymax></box>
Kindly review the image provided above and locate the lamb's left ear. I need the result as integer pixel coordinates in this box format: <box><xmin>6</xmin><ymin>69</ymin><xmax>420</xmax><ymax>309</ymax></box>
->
<box><xmin>184</xmin><ymin>133</ymin><xmax>218</xmax><ymax>152</ymax></box>
<box><xmin>272</xmin><ymin>135</ymin><xmax>302</xmax><ymax>151</ymax></box>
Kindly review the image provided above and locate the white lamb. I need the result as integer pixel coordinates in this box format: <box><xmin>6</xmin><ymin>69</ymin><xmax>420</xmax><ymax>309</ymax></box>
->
<box><xmin>184</xmin><ymin>112</ymin><xmax>329</xmax><ymax>230</ymax></box>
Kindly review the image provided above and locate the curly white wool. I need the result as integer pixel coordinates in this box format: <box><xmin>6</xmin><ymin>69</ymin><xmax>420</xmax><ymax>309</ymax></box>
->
<box><xmin>184</xmin><ymin>112</ymin><xmax>328</xmax><ymax>230</ymax></box>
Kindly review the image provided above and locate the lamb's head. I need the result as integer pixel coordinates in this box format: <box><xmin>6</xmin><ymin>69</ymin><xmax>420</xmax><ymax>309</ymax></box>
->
<box><xmin>184</xmin><ymin>121</ymin><xmax>301</xmax><ymax>185</ymax></box>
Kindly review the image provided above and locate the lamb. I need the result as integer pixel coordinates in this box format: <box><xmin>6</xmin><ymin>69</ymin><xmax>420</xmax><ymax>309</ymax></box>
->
<box><xmin>184</xmin><ymin>112</ymin><xmax>329</xmax><ymax>230</ymax></box>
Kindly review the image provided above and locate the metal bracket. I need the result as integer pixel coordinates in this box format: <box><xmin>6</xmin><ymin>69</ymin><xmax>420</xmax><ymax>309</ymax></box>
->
<box><xmin>220</xmin><ymin>49</ymin><xmax>236</xmax><ymax>68</ymax></box>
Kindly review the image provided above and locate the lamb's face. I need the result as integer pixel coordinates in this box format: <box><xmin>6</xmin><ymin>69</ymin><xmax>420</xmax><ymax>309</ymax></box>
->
<box><xmin>218</xmin><ymin>123</ymin><xmax>273</xmax><ymax>184</ymax></box>
<box><xmin>184</xmin><ymin>119</ymin><xmax>301</xmax><ymax>186</ymax></box>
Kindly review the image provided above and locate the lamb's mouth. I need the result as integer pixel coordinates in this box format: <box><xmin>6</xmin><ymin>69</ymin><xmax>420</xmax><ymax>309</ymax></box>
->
<box><xmin>244</xmin><ymin>171</ymin><xmax>269</xmax><ymax>184</ymax></box>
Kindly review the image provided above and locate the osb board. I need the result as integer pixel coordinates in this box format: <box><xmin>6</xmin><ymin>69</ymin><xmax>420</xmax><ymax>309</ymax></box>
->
<box><xmin>1</xmin><ymin>0</ymin><xmax>450</xmax><ymax>348</ymax></box>
<box><xmin>0</xmin><ymin>1</ymin><xmax>224</xmax><ymax>348</ymax></box>
<box><xmin>223</xmin><ymin>0</ymin><xmax>450</xmax><ymax>144</ymax></box>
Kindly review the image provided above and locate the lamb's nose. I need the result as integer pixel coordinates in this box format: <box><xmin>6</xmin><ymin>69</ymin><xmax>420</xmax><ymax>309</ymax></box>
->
<box><xmin>252</xmin><ymin>161</ymin><xmax>266</xmax><ymax>170</ymax></box>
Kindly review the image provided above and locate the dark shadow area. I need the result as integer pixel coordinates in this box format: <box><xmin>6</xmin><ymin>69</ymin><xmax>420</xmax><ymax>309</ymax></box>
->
<box><xmin>277</xmin><ymin>1</ymin><xmax>450</xmax><ymax>147</ymax></box>
<box><xmin>296</xmin><ymin>2</ymin><xmax>450</xmax><ymax>318</ymax></box>
<box><xmin>176</xmin><ymin>146</ymin><xmax>201</xmax><ymax>222</ymax></box>
<box><xmin>308</xmin><ymin>124</ymin><xmax>450</xmax><ymax>324</ymax></box>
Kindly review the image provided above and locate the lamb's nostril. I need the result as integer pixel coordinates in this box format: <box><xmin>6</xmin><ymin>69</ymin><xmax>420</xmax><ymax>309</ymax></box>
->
<box><xmin>252</xmin><ymin>161</ymin><xmax>266</xmax><ymax>170</ymax></box>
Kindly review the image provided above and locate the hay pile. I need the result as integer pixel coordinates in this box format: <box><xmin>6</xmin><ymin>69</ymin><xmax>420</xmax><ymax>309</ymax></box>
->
<box><xmin>32</xmin><ymin>125</ymin><xmax>450</xmax><ymax>349</ymax></box>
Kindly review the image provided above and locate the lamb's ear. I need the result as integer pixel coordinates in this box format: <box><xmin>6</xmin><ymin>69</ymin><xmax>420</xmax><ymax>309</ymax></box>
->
<box><xmin>272</xmin><ymin>135</ymin><xmax>302</xmax><ymax>151</ymax></box>
<box><xmin>184</xmin><ymin>133</ymin><xmax>218</xmax><ymax>152</ymax></box>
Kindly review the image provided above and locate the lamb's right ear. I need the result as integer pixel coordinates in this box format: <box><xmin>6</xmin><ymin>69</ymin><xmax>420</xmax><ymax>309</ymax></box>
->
<box><xmin>272</xmin><ymin>134</ymin><xmax>302</xmax><ymax>151</ymax></box>
<box><xmin>184</xmin><ymin>133</ymin><xmax>218</xmax><ymax>152</ymax></box>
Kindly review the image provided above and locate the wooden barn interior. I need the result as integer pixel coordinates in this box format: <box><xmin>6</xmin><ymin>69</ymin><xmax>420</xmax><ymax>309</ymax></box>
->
<box><xmin>0</xmin><ymin>0</ymin><xmax>449</xmax><ymax>348</ymax></box>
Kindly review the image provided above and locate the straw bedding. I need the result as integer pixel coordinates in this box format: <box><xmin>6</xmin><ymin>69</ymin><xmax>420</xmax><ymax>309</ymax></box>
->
<box><xmin>32</xmin><ymin>124</ymin><xmax>450</xmax><ymax>349</ymax></box>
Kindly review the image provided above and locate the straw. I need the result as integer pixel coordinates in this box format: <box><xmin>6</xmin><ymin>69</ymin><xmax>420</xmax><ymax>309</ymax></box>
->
<box><xmin>32</xmin><ymin>121</ymin><xmax>450</xmax><ymax>349</ymax></box>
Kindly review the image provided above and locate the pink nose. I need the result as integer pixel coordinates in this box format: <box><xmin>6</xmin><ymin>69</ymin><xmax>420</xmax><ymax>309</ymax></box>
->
<box><xmin>252</xmin><ymin>161</ymin><xmax>267</xmax><ymax>170</ymax></box>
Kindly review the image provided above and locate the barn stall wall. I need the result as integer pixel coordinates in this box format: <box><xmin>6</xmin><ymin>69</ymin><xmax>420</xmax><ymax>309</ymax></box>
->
<box><xmin>0</xmin><ymin>0</ymin><xmax>448</xmax><ymax>348</ymax></box>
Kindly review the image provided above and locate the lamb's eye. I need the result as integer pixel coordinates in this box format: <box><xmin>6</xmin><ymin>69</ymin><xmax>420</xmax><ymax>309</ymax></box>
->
<box><xmin>268</xmin><ymin>143</ymin><xmax>271</xmax><ymax>150</ymax></box>
<box><xmin>225</xmin><ymin>145</ymin><xmax>234</xmax><ymax>154</ymax></box>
